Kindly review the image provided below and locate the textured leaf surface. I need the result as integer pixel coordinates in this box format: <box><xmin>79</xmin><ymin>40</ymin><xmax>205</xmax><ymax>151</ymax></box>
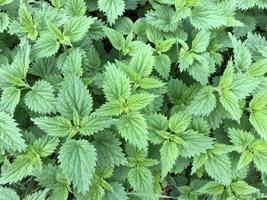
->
<box><xmin>0</xmin><ymin>112</ymin><xmax>26</xmax><ymax>152</ymax></box>
<box><xmin>59</xmin><ymin>139</ymin><xmax>97</xmax><ymax>194</ymax></box>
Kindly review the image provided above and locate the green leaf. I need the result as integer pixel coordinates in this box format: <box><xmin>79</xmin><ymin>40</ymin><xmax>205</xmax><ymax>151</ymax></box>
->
<box><xmin>129</xmin><ymin>49</ymin><xmax>154</xmax><ymax>77</ymax></box>
<box><xmin>32</xmin><ymin>116</ymin><xmax>75</xmax><ymax>137</ymax></box>
<box><xmin>65</xmin><ymin>0</ymin><xmax>86</xmax><ymax>16</ymax></box>
<box><xmin>252</xmin><ymin>140</ymin><xmax>267</xmax><ymax>174</ymax></box>
<box><xmin>231</xmin><ymin>181</ymin><xmax>259</xmax><ymax>196</ymax></box>
<box><xmin>146</xmin><ymin>5</ymin><xmax>180</xmax><ymax>32</ymax></box>
<box><xmin>229</xmin><ymin>33</ymin><xmax>252</xmax><ymax>71</ymax></box>
<box><xmin>249</xmin><ymin>91</ymin><xmax>267</xmax><ymax>110</ymax></box>
<box><xmin>249</xmin><ymin>110</ymin><xmax>267</xmax><ymax>140</ymax></box>
<box><xmin>178</xmin><ymin>131</ymin><xmax>214</xmax><ymax>157</ymax></box>
<box><xmin>0</xmin><ymin>13</ymin><xmax>9</xmax><ymax>33</ymax></box>
<box><xmin>32</xmin><ymin>136</ymin><xmax>59</xmax><ymax>157</ymax></box>
<box><xmin>204</xmin><ymin>154</ymin><xmax>232</xmax><ymax>185</ymax></box>
<box><xmin>187</xmin><ymin>86</ymin><xmax>216</xmax><ymax>116</ymax></box>
<box><xmin>0</xmin><ymin>155</ymin><xmax>34</xmax><ymax>184</ymax></box>
<box><xmin>61</xmin><ymin>48</ymin><xmax>83</xmax><ymax>77</ymax></box>
<box><xmin>248</xmin><ymin>59</ymin><xmax>267</xmax><ymax>76</ymax></box>
<box><xmin>190</xmin><ymin>3</ymin><xmax>225</xmax><ymax>29</ymax></box>
<box><xmin>169</xmin><ymin>111</ymin><xmax>191</xmax><ymax>134</ymax></box>
<box><xmin>231</xmin><ymin>74</ymin><xmax>259</xmax><ymax>100</ymax></box>
<box><xmin>50</xmin><ymin>186</ymin><xmax>69</xmax><ymax>200</ymax></box>
<box><xmin>138</xmin><ymin>77</ymin><xmax>165</xmax><ymax>89</ymax></box>
<box><xmin>103</xmin><ymin>182</ymin><xmax>128</xmax><ymax>200</ymax></box>
<box><xmin>103</xmin><ymin>27</ymin><xmax>124</xmax><ymax>50</ymax></box>
<box><xmin>192</xmin><ymin>30</ymin><xmax>211</xmax><ymax>53</ymax></box>
<box><xmin>160</xmin><ymin>140</ymin><xmax>179</xmax><ymax>178</ymax></box>
<box><xmin>191</xmin><ymin>153</ymin><xmax>208</xmax><ymax>174</ymax></box>
<box><xmin>0</xmin><ymin>0</ymin><xmax>13</xmax><ymax>6</ymax></box>
<box><xmin>32</xmin><ymin>33</ymin><xmax>60</xmax><ymax>58</ymax></box>
<box><xmin>97</xmin><ymin>101</ymin><xmax>124</xmax><ymax>116</ymax></box>
<box><xmin>0</xmin><ymin>187</ymin><xmax>19</xmax><ymax>200</ymax></box>
<box><xmin>103</xmin><ymin>63</ymin><xmax>131</xmax><ymax>101</ymax></box>
<box><xmin>219</xmin><ymin>60</ymin><xmax>234</xmax><ymax>91</ymax></box>
<box><xmin>219</xmin><ymin>90</ymin><xmax>241</xmax><ymax>122</ymax></box>
<box><xmin>0</xmin><ymin>87</ymin><xmax>21</xmax><ymax>114</ymax></box>
<box><xmin>237</xmin><ymin>150</ymin><xmax>253</xmax><ymax>170</ymax></box>
<box><xmin>18</xmin><ymin>3</ymin><xmax>38</xmax><ymax>40</ymax></box>
<box><xmin>117</xmin><ymin>111</ymin><xmax>148</xmax><ymax>149</ymax></box>
<box><xmin>57</xmin><ymin>76</ymin><xmax>93</xmax><ymax>119</ymax></box>
<box><xmin>59</xmin><ymin>139</ymin><xmax>97</xmax><ymax>194</ymax></box>
<box><xmin>128</xmin><ymin>166</ymin><xmax>153</xmax><ymax>193</ymax></box>
<box><xmin>24</xmin><ymin>80</ymin><xmax>57</xmax><ymax>114</ymax></box>
<box><xmin>13</xmin><ymin>39</ymin><xmax>31</xmax><ymax>80</ymax></box>
<box><xmin>79</xmin><ymin>114</ymin><xmax>115</xmax><ymax>135</ymax></box>
<box><xmin>93</xmin><ymin>132</ymin><xmax>126</xmax><ymax>166</ymax></box>
<box><xmin>156</xmin><ymin>38</ymin><xmax>176</xmax><ymax>53</ymax></box>
<box><xmin>127</xmin><ymin>93</ymin><xmax>155</xmax><ymax>111</ymax></box>
<box><xmin>63</xmin><ymin>16</ymin><xmax>94</xmax><ymax>42</ymax></box>
<box><xmin>187</xmin><ymin>56</ymin><xmax>212</xmax><ymax>85</ymax></box>
<box><xmin>98</xmin><ymin>0</ymin><xmax>125</xmax><ymax>25</ymax></box>
<box><xmin>23</xmin><ymin>189</ymin><xmax>49</xmax><ymax>200</ymax></box>
<box><xmin>154</xmin><ymin>54</ymin><xmax>171</xmax><ymax>79</ymax></box>
<box><xmin>228</xmin><ymin>128</ymin><xmax>255</xmax><ymax>152</ymax></box>
<box><xmin>0</xmin><ymin>111</ymin><xmax>26</xmax><ymax>152</ymax></box>
<box><xmin>199</xmin><ymin>181</ymin><xmax>224</xmax><ymax>196</ymax></box>
<box><xmin>178</xmin><ymin>48</ymin><xmax>194</xmax><ymax>71</ymax></box>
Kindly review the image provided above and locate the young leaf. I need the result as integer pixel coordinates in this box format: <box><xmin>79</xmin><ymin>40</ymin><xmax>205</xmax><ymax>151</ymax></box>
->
<box><xmin>19</xmin><ymin>3</ymin><xmax>38</xmax><ymax>39</ymax></box>
<box><xmin>59</xmin><ymin>139</ymin><xmax>97</xmax><ymax>194</ymax></box>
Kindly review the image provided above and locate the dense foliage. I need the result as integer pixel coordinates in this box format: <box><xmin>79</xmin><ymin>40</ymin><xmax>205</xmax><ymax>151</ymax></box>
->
<box><xmin>0</xmin><ymin>0</ymin><xmax>267</xmax><ymax>199</ymax></box>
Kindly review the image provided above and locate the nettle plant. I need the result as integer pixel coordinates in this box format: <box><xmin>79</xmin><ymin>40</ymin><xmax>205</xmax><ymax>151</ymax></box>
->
<box><xmin>0</xmin><ymin>0</ymin><xmax>267</xmax><ymax>199</ymax></box>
